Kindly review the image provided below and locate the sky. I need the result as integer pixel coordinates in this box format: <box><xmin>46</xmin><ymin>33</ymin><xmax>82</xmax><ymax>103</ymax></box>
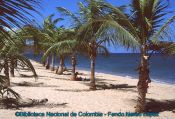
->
<box><xmin>31</xmin><ymin>0</ymin><xmax>175</xmax><ymax>53</ymax></box>
<box><xmin>33</xmin><ymin>0</ymin><xmax>129</xmax><ymax>26</ymax></box>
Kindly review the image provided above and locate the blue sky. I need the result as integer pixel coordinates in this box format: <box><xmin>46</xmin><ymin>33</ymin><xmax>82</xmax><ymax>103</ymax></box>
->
<box><xmin>32</xmin><ymin>0</ymin><xmax>175</xmax><ymax>53</ymax></box>
<box><xmin>34</xmin><ymin>0</ymin><xmax>129</xmax><ymax>25</ymax></box>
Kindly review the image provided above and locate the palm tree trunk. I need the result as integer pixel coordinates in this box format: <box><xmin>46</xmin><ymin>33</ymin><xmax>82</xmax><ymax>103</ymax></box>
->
<box><xmin>34</xmin><ymin>38</ymin><xmax>39</xmax><ymax>55</ymax></box>
<box><xmin>42</xmin><ymin>60</ymin><xmax>46</xmax><ymax>66</ymax></box>
<box><xmin>135</xmin><ymin>46</ymin><xmax>150</xmax><ymax>112</ymax></box>
<box><xmin>50</xmin><ymin>54</ymin><xmax>55</xmax><ymax>71</ymax></box>
<box><xmin>4</xmin><ymin>58</ymin><xmax>10</xmax><ymax>86</ymax></box>
<box><xmin>56</xmin><ymin>57</ymin><xmax>64</xmax><ymax>75</ymax></box>
<box><xmin>10</xmin><ymin>58</ymin><xmax>15</xmax><ymax>77</ymax></box>
<box><xmin>55</xmin><ymin>58</ymin><xmax>59</xmax><ymax>74</ymax></box>
<box><xmin>70</xmin><ymin>54</ymin><xmax>76</xmax><ymax>81</ymax></box>
<box><xmin>14</xmin><ymin>59</ymin><xmax>17</xmax><ymax>67</ymax></box>
<box><xmin>89</xmin><ymin>55</ymin><xmax>96</xmax><ymax>90</ymax></box>
<box><xmin>45</xmin><ymin>56</ymin><xmax>51</xmax><ymax>69</ymax></box>
<box><xmin>63</xmin><ymin>62</ymin><xmax>67</xmax><ymax>72</ymax></box>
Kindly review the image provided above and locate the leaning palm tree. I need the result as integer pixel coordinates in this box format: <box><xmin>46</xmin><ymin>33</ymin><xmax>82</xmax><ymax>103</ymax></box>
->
<box><xmin>41</xmin><ymin>15</ymin><xmax>64</xmax><ymax>70</ymax></box>
<box><xmin>42</xmin><ymin>36</ymin><xmax>79</xmax><ymax>80</ymax></box>
<box><xmin>21</xmin><ymin>15</ymin><xmax>65</xmax><ymax>71</ymax></box>
<box><xmin>57</xmin><ymin>0</ymin><xmax>138</xmax><ymax>90</ymax></box>
<box><xmin>100</xmin><ymin>0</ymin><xmax>175</xmax><ymax>112</ymax></box>
<box><xmin>42</xmin><ymin>28</ymin><xmax>78</xmax><ymax>76</ymax></box>
<box><xmin>0</xmin><ymin>33</ymin><xmax>37</xmax><ymax>86</ymax></box>
<box><xmin>0</xmin><ymin>0</ymin><xmax>41</xmax><ymax>101</ymax></box>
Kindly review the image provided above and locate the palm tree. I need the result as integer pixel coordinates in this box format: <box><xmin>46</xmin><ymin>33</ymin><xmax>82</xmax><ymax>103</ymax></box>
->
<box><xmin>43</xmin><ymin>38</ymin><xmax>79</xmax><ymax>80</ymax></box>
<box><xmin>129</xmin><ymin>0</ymin><xmax>175</xmax><ymax>112</ymax></box>
<box><xmin>100</xmin><ymin>0</ymin><xmax>175</xmax><ymax>112</ymax></box>
<box><xmin>57</xmin><ymin>0</ymin><xmax>138</xmax><ymax>90</ymax></box>
<box><xmin>21</xmin><ymin>15</ymin><xmax>65</xmax><ymax>71</ymax></box>
<box><xmin>41</xmin><ymin>15</ymin><xmax>62</xmax><ymax>70</ymax></box>
<box><xmin>0</xmin><ymin>0</ymin><xmax>40</xmax><ymax>99</ymax></box>
<box><xmin>0</xmin><ymin>33</ymin><xmax>37</xmax><ymax>86</ymax></box>
<box><xmin>42</xmin><ymin>28</ymin><xmax>78</xmax><ymax>76</ymax></box>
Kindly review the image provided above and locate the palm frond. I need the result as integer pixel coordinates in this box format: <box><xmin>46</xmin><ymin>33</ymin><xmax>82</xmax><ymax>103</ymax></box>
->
<box><xmin>160</xmin><ymin>43</ymin><xmax>175</xmax><ymax>55</ymax></box>
<box><xmin>101</xmin><ymin>2</ymin><xmax>140</xmax><ymax>39</ymax></box>
<box><xmin>0</xmin><ymin>0</ymin><xmax>41</xmax><ymax>36</ymax></box>
<box><xmin>4</xmin><ymin>88</ymin><xmax>21</xmax><ymax>99</ymax></box>
<box><xmin>14</xmin><ymin>54</ymin><xmax>37</xmax><ymax>78</ymax></box>
<box><xmin>57</xmin><ymin>7</ymin><xmax>82</xmax><ymax>27</ymax></box>
<box><xmin>97</xmin><ymin>45</ymin><xmax>109</xmax><ymax>56</ymax></box>
<box><xmin>79</xmin><ymin>19</ymin><xmax>139</xmax><ymax>49</ymax></box>
<box><xmin>42</xmin><ymin>40</ymin><xmax>77</xmax><ymax>61</ymax></box>
<box><xmin>152</xmin><ymin>16</ymin><xmax>175</xmax><ymax>43</ymax></box>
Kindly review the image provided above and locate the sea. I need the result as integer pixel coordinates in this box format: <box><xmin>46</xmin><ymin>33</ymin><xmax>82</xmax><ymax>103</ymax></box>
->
<box><xmin>24</xmin><ymin>52</ymin><xmax>175</xmax><ymax>85</ymax></box>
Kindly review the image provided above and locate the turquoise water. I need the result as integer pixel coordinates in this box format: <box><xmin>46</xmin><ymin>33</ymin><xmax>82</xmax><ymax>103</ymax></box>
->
<box><xmin>25</xmin><ymin>53</ymin><xmax>175</xmax><ymax>84</ymax></box>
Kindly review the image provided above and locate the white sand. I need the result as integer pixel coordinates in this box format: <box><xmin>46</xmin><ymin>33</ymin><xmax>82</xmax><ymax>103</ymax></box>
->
<box><xmin>0</xmin><ymin>60</ymin><xmax>175</xmax><ymax>119</ymax></box>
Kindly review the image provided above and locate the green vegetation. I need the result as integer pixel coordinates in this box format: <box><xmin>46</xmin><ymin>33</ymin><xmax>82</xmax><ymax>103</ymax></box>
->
<box><xmin>116</xmin><ymin>0</ymin><xmax>175</xmax><ymax>112</ymax></box>
<box><xmin>0</xmin><ymin>0</ymin><xmax>40</xmax><ymax>99</ymax></box>
<box><xmin>0</xmin><ymin>0</ymin><xmax>175</xmax><ymax>112</ymax></box>
<box><xmin>57</xmin><ymin>0</ymin><xmax>139</xmax><ymax>89</ymax></box>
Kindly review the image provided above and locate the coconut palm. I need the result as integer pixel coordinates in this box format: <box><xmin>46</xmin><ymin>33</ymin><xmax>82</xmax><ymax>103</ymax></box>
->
<box><xmin>0</xmin><ymin>32</ymin><xmax>37</xmax><ymax>86</ymax></box>
<box><xmin>57</xmin><ymin>0</ymin><xmax>138</xmax><ymax>90</ymax></box>
<box><xmin>22</xmin><ymin>15</ymin><xmax>75</xmax><ymax>75</ymax></box>
<box><xmin>58</xmin><ymin>0</ymin><xmax>175</xmax><ymax>110</ymax></box>
<box><xmin>128</xmin><ymin>0</ymin><xmax>175</xmax><ymax>112</ymax></box>
<box><xmin>21</xmin><ymin>15</ymin><xmax>65</xmax><ymax>71</ymax></box>
<box><xmin>42</xmin><ymin>28</ymin><xmax>77</xmax><ymax>75</ymax></box>
<box><xmin>99</xmin><ymin>0</ymin><xmax>175</xmax><ymax>112</ymax></box>
<box><xmin>42</xmin><ymin>30</ymin><xmax>79</xmax><ymax>80</ymax></box>
<box><xmin>0</xmin><ymin>0</ymin><xmax>41</xmax><ymax>99</ymax></box>
<box><xmin>49</xmin><ymin>29</ymin><xmax>73</xmax><ymax>75</ymax></box>
<box><xmin>41</xmin><ymin>16</ymin><xmax>59</xmax><ymax>70</ymax></box>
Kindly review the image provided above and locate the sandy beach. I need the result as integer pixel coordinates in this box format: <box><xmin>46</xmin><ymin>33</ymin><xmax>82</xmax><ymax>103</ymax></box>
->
<box><xmin>0</xmin><ymin>60</ymin><xmax>175</xmax><ymax>119</ymax></box>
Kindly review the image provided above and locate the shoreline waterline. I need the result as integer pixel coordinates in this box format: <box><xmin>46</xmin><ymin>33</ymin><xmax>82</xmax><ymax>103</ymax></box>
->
<box><xmin>24</xmin><ymin>52</ymin><xmax>175</xmax><ymax>85</ymax></box>
<box><xmin>77</xmin><ymin>68</ymin><xmax>175</xmax><ymax>86</ymax></box>
<box><xmin>30</xmin><ymin>59</ymin><xmax>175</xmax><ymax>86</ymax></box>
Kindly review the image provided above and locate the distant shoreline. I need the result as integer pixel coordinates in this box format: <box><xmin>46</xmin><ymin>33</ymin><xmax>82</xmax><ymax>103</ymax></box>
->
<box><xmin>77</xmin><ymin>68</ymin><xmax>175</xmax><ymax>86</ymax></box>
<box><xmin>30</xmin><ymin>59</ymin><xmax>175</xmax><ymax>86</ymax></box>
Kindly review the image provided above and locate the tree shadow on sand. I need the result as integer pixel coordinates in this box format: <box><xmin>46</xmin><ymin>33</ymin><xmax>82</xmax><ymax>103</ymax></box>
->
<box><xmin>97</xmin><ymin>83</ymin><xmax>137</xmax><ymax>92</ymax></box>
<box><xmin>145</xmin><ymin>99</ymin><xmax>175</xmax><ymax>113</ymax></box>
<box><xmin>13</xmin><ymin>74</ymin><xmax>36</xmax><ymax>78</ymax></box>
<box><xmin>55</xmin><ymin>83</ymin><xmax>137</xmax><ymax>93</ymax></box>
<box><xmin>34</xmin><ymin>102</ymin><xmax>68</xmax><ymax>109</ymax></box>
<box><xmin>0</xmin><ymin>102</ymin><xmax>68</xmax><ymax>110</ymax></box>
<box><xmin>0</xmin><ymin>96</ymin><xmax>68</xmax><ymax>110</ymax></box>
<box><xmin>11</xmin><ymin>81</ymin><xmax>59</xmax><ymax>87</ymax></box>
<box><xmin>38</xmin><ymin>75</ymin><xmax>70</xmax><ymax>81</ymax></box>
<box><xmin>81</xmin><ymin>78</ymin><xmax>137</xmax><ymax>92</ymax></box>
<box><xmin>55</xmin><ymin>89</ymin><xmax>93</xmax><ymax>92</ymax></box>
<box><xmin>97</xmin><ymin>84</ymin><xmax>136</xmax><ymax>89</ymax></box>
